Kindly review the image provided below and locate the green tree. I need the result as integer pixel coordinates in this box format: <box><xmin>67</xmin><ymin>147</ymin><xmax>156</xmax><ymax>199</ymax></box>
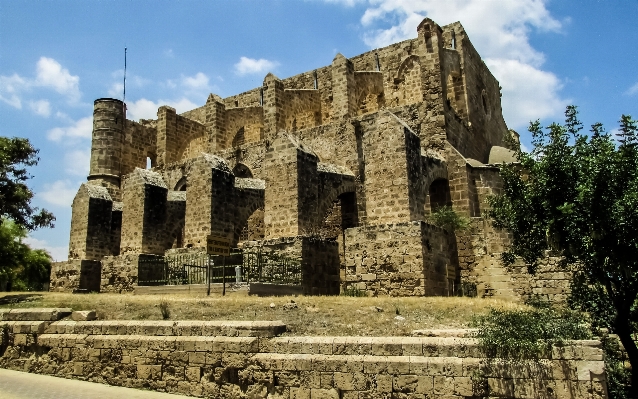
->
<box><xmin>488</xmin><ymin>106</ymin><xmax>638</xmax><ymax>396</ymax></box>
<box><xmin>0</xmin><ymin>218</ymin><xmax>51</xmax><ymax>290</ymax></box>
<box><xmin>0</xmin><ymin>137</ymin><xmax>55</xmax><ymax>230</ymax></box>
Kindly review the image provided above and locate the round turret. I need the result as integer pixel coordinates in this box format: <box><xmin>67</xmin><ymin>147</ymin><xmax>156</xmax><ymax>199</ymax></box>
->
<box><xmin>87</xmin><ymin>98</ymin><xmax>125</xmax><ymax>199</ymax></box>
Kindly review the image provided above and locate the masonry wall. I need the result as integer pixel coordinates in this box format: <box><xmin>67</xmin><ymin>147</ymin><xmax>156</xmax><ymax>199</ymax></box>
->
<box><xmin>121</xmin><ymin>120</ymin><xmax>157</xmax><ymax>175</ymax></box>
<box><xmin>362</xmin><ymin>111</ymin><xmax>423</xmax><ymax>225</ymax></box>
<box><xmin>225</xmin><ymin>106</ymin><xmax>264</xmax><ymax>148</ymax></box>
<box><xmin>263</xmin><ymin>134</ymin><xmax>319</xmax><ymax>239</ymax></box>
<box><xmin>444</xmin><ymin>22</ymin><xmax>509</xmax><ymax>163</ymax></box>
<box><xmin>68</xmin><ymin>184</ymin><xmax>114</xmax><ymax>260</ymax></box>
<box><xmin>344</xmin><ymin>222</ymin><xmax>456</xmax><ymax>296</ymax></box>
<box><xmin>0</xmin><ymin>313</ymin><xmax>607</xmax><ymax>399</ymax></box>
<box><xmin>99</xmin><ymin>253</ymin><xmax>144</xmax><ymax>293</ymax></box>
<box><xmin>49</xmin><ymin>260</ymin><xmax>82</xmax><ymax>292</ymax></box>
<box><xmin>157</xmin><ymin>107</ymin><xmax>208</xmax><ymax>166</ymax></box>
<box><xmin>120</xmin><ymin>169</ymin><xmax>168</xmax><ymax>254</ymax></box>
<box><xmin>184</xmin><ymin>154</ymin><xmax>236</xmax><ymax>247</ymax></box>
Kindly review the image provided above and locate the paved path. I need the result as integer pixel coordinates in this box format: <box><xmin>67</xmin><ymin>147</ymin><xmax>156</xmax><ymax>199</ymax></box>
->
<box><xmin>0</xmin><ymin>368</ymin><xmax>192</xmax><ymax>399</ymax></box>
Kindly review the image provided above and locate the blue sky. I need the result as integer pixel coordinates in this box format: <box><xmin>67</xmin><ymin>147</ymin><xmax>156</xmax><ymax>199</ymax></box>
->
<box><xmin>1</xmin><ymin>0</ymin><xmax>636</xmax><ymax>260</ymax></box>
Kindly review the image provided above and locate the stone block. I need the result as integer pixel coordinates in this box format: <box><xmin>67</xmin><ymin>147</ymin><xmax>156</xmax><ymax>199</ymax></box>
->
<box><xmin>310</xmin><ymin>388</ymin><xmax>339</xmax><ymax>399</ymax></box>
<box><xmin>185</xmin><ymin>366</ymin><xmax>201</xmax><ymax>382</ymax></box>
<box><xmin>4</xmin><ymin>308</ymin><xmax>72</xmax><ymax>321</ymax></box>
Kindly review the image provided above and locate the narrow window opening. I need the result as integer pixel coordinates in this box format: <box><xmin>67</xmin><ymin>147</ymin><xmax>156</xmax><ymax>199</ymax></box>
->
<box><xmin>375</xmin><ymin>53</ymin><xmax>380</xmax><ymax>71</ymax></box>
<box><xmin>259</xmin><ymin>88</ymin><xmax>264</xmax><ymax>106</ymax></box>
<box><xmin>234</xmin><ymin>100</ymin><xmax>239</xmax><ymax>107</ymax></box>
<box><xmin>451</xmin><ymin>31</ymin><xmax>456</xmax><ymax>49</ymax></box>
<box><xmin>146</xmin><ymin>157</ymin><xmax>152</xmax><ymax>169</ymax></box>
<box><xmin>313</xmin><ymin>71</ymin><xmax>318</xmax><ymax>90</ymax></box>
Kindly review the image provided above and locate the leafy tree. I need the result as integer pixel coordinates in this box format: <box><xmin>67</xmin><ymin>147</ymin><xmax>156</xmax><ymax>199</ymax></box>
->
<box><xmin>0</xmin><ymin>137</ymin><xmax>55</xmax><ymax>230</ymax></box>
<box><xmin>488</xmin><ymin>106</ymin><xmax>638</xmax><ymax>396</ymax></box>
<box><xmin>0</xmin><ymin>218</ymin><xmax>51</xmax><ymax>291</ymax></box>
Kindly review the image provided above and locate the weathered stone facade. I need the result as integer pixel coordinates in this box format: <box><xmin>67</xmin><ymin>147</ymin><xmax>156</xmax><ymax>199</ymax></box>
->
<box><xmin>50</xmin><ymin>17</ymin><xmax>563</xmax><ymax>298</ymax></box>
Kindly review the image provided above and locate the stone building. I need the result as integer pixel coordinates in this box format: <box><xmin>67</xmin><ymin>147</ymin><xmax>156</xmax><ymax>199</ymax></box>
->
<box><xmin>50</xmin><ymin>18</ymin><xmax>567</xmax><ymax>299</ymax></box>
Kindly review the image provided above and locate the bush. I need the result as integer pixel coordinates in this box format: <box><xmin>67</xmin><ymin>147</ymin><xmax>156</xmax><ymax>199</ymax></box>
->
<box><xmin>428</xmin><ymin>206</ymin><xmax>469</xmax><ymax>232</ymax></box>
<box><xmin>473</xmin><ymin>303</ymin><xmax>591</xmax><ymax>360</ymax></box>
<box><xmin>159</xmin><ymin>299</ymin><xmax>170</xmax><ymax>319</ymax></box>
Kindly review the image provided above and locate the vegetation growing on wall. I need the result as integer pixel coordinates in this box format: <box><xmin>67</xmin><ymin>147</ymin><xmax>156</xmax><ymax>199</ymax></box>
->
<box><xmin>428</xmin><ymin>205</ymin><xmax>469</xmax><ymax>232</ymax></box>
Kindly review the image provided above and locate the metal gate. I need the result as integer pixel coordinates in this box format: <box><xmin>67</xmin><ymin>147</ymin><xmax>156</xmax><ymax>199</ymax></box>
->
<box><xmin>137</xmin><ymin>249</ymin><xmax>301</xmax><ymax>287</ymax></box>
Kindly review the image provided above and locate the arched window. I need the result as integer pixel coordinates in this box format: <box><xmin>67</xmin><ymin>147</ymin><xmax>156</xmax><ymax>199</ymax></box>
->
<box><xmin>232</xmin><ymin>163</ymin><xmax>253</xmax><ymax>179</ymax></box>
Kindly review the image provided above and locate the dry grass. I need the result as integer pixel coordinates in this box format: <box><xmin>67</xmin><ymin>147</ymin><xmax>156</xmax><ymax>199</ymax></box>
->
<box><xmin>0</xmin><ymin>291</ymin><xmax>528</xmax><ymax>336</ymax></box>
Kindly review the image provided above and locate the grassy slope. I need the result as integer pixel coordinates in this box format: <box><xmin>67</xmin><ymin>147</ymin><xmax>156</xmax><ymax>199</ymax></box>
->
<box><xmin>0</xmin><ymin>292</ymin><xmax>527</xmax><ymax>336</ymax></box>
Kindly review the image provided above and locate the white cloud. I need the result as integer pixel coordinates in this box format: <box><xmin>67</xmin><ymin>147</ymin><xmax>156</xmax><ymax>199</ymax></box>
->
<box><xmin>182</xmin><ymin>72</ymin><xmax>210</xmax><ymax>90</ymax></box>
<box><xmin>23</xmin><ymin>236</ymin><xmax>67</xmax><ymax>262</ymax></box>
<box><xmin>0</xmin><ymin>57</ymin><xmax>81</xmax><ymax>109</ymax></box>
<box><xmin>35</xmin><ymin>57</ymin><xmax>81</xmax><ymax>102</ymax></box>
<box><xmin>47</xmin><ymin>116</ymin><xmax>92</xmax><ymax>141</ymax></box>
<box><xmin>64</xmin><ymin>149</ymin><xmax>90</xmax><ymax>176</ymax></box>
<box><xmin>359</xmin><ymin>0</ymin><xmax>561</xmax><ymax>66</ymax></box>
<box><xmin>126</xmin><ymin>97</ymin><xmax>199</xmax><ymax>121</ymax></box>
<box><xmin>329</xmin><ymin>0</ymin><xmax>568</xmax><ymax>129</ymax></box>
<box><xmin>0</xmin><ymin>73</ymin><xmax>27</xmax><ymax>108</ymax></box>
<box><xmin>39</xmin><ymin>180</ymin><xmax>77</xmax><ymax>207</ymax></box>
<box><xmin>28</xmin><ymin>99</ymin><xmax>51</xmax><ymax>117</ymax></box>
<box><xmin>486</xmin><ymin>58</ymin><xmax>569</xmax><ymax>128</ymax></box>
<box><xmin>234</xmin><ymin>57</ymin><xmax>279</xmax><ymax>76</ymax></box>
<box><xmin>322</xmin><ymin>0</ymin><xmax>364</xmax><ymax>6</ymax></box>
<box><xmin>626</xmin><ymin>82</ymin><xmax>638</xmax><ymax>96</ymax></box>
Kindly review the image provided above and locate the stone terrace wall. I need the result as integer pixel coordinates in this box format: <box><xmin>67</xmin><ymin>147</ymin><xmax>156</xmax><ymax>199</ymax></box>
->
<box><xmin>0</xmin><ymin>310</ymin><xmax>607</xmax><ymax>399</ymax></box>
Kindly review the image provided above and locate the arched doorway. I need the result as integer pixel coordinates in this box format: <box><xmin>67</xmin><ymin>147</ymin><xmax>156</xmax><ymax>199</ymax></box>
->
<box><xmin>429</xmin><ymin>178</ymin><xmax>452</xmax><ymax>212</ymax></box>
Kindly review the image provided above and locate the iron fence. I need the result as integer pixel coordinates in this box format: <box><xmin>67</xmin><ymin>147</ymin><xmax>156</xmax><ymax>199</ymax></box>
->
<box><xmin>137</xmin><ymin>249</ymin><xmax>301</xmax><ymax>287</ymax></box>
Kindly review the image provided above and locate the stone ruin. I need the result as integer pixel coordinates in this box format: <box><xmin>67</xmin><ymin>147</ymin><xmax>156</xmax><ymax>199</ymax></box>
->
<box><xmin>50</xmin><ymin>18</ymin><xmax>570</xmax><ymax>300</ymax></box>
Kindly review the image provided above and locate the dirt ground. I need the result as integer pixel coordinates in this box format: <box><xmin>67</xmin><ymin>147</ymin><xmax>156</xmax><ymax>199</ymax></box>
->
<box><xmin>0</xmin><ymin>291</ymin><xmax>527</xmax><ymax>336</ymax></box>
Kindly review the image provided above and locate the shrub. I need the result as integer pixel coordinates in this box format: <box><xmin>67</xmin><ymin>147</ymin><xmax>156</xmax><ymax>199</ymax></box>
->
<box><xmin>473</xmin><ymin>304</ymin><xmax>591</xmax><ymax>360</ymax></box>
<box><xmin>159</xmin><ymin>299</ymin><xmax>170</xmax><ymax>320</ymax></box>
<box><xmin>428</xmin><ymin>206</ymin><xmax>469</xmax><ymax>232</ymax></box>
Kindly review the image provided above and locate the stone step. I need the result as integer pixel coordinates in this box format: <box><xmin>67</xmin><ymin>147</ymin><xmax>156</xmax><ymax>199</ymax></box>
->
<box><xmin>262</xmin><ymin>336</ymin><xmax>481</xmax><ymax>357</ymax></box>
<box><xmin>0</xmin><ymin>308</ymin><xmax>72</xmax><ymax>321</ymax></box>
<box><xmin>44</xmin><ymin>320</ymin><xmax>287</xmax><ymax>337</ymax></box>
<box><xmin>0</xmin><ymin>321</ymin><xmax>50</xmax><ymax>334</ymax></box>
<box><xmin>481</xmin><ymin>281</ymin><xmax>513</xmax><ymax>290</ymax></box>
<box><xmin>38</xmin><ymin>334</ymin><xmax>261</xmax><ymax>353</ymax></box>
<box><xmin>411</xmin><ymin>329</ymin><xmax>477</xmax><ymax>338</ymax></box>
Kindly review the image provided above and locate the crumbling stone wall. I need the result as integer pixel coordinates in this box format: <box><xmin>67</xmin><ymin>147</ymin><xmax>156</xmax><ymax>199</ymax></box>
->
<box><xmin>0</xmin><ymin>311</ymin><xmax>608</xmax><ymax>399</ymax></box>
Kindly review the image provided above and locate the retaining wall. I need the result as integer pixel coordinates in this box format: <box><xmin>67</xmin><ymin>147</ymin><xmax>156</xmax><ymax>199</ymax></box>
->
<box><xmin>0</xmin><ymin>308</ymin><xmax>607</xmax><ymax>398</ymax></box>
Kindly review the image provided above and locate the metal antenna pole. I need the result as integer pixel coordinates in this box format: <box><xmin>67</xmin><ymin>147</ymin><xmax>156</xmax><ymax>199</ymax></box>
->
<box><xmin>123</xmin><ymin>47</ymin><xmax>127</xmax><ymax>102</ymax></box>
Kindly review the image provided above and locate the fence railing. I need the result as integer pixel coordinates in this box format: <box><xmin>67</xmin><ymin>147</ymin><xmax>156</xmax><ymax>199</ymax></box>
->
<box><xmin>137</xmin><ymin>249</ymin><xmax>301</xmax><ymax>287</ymax></box>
